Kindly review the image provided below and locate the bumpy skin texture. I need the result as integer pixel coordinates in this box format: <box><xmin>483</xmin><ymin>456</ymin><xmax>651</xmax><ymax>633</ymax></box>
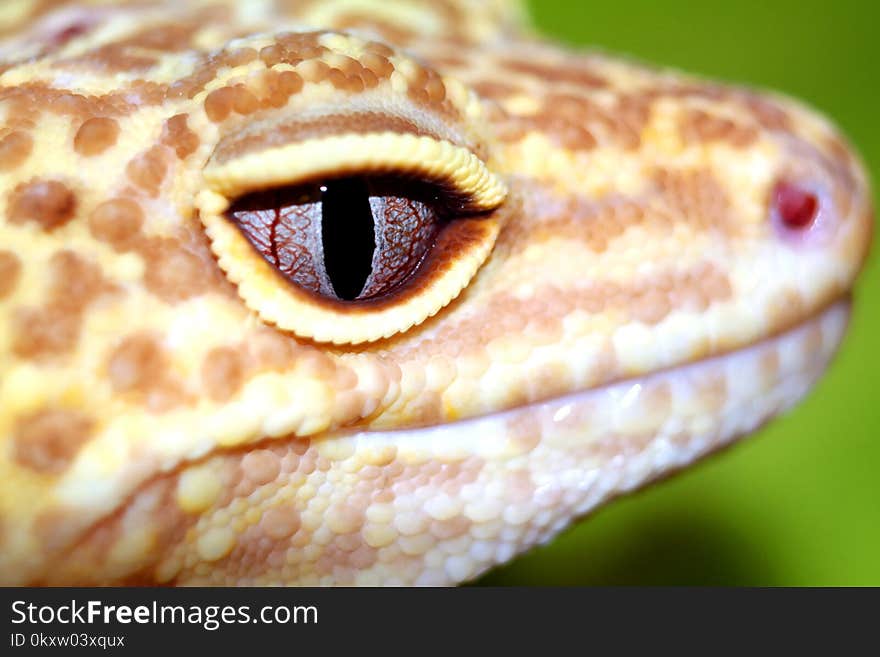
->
<box><xmin>0</xmin><ymin>0</ymin><xmax>873</xmax><ymax>585</ymax></box>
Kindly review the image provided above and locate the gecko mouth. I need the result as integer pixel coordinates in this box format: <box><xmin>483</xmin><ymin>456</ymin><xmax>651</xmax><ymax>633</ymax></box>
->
<box><xmin>339</xmin><ymin>299</ymin><xmax>851</xmax><ymax>468</ymax></box>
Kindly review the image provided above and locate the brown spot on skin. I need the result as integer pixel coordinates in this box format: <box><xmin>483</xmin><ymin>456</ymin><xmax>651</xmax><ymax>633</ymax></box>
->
<box><xmin>502</xmin><ymin>89</ymin><xmax>651</xmax><ymax>151</ymax></box>
<box><xmin>471</xmin><ymin>80</ymin><xmax>520</xmax><ymax>100</ymax></box>
<box><xmin>12</xmin><ymin>251</ymin><xmax>114</xmax><ymax>359</ymax></box>
<box><xmin>167</xmin><ymin>36</ymin><xmax>275</xmax><ymax>101</ymax></box>
<box><xmin>12</xmin><ymin>408</ymin><xmax>94</xmax><ymax>474</ymax></box>
<box><xmin>107</xmin><ymin>333</ymin><xmax>166</xmax><ymax>394</ymax></box>
<box><xmin>204</xmin><ymin>87</ymin><xmax>235</xmax><ymax>122</ymax></box>
<box><xmin>679</xmin><ymin>108</ymin><xmax>758</xmax><ymax>148</ymax></box>
<box><xmin>88</xmin><ymin>198</ymin><xmax>144</xmax><ymax>250</ymax></box>
<box><xmin>0</xmin><ymin>131</ymin><xmax>32</xmax><ymax>170</ymax></box>
<box><xmin>73</xmin><ymin>117</ymin><xmax>119</xmax><ymax>156</ymax></box>
<box><xmin>259</xmin><ymin>44</ymin><xmax>288</xmax><ymax>68</ymax></box>
<box><xmin>48</xmin><ymin>250</ymin><xmax>115</xmax><ymax>312</ymax></box>
<box><xmin>502</xmin><ymin>57</ymin><xmax>608</xmax><ymax>89</ymax></box>
<box><xmin>140</xmin><ymin>237</ymin><xmax>215</xmax><ymax>302</ymax></box>
<box><xmin>278</xmin><ymin>70</ymin><xmax>304</xmax><ymax>95</ymax></box>
<box><xmin>0</xmin><ymin>250</ymin><xmax>21</xmax><ymax>298</ymax></box>
<box><xmin>8</xmin><ymin>179</ymin><xmax>77</xmax><ymax>230</ymax></box>
<box><xmin>61</xmin><ymin>43</ymin><xmax>159</xmax><ymax>73</ymax></box>
<box><xmin>256</xmin><ymin>69</ymin><xmax>303</xmax><ymax>109</ymax></box>
<box><xmin>103</xmin><ymin>330</ymin><xmax>186</xmax><ymax>411</ymax></box>
<box><xmin>359</xmin><ymin>52</ymin><xmax>394</xmax><ymax>78</ymax></box>
<box><xmin>327</xmin><ymin>68</ymin><xmax>347</xmax><ymax>89</ymax></box>
<box><xmin>125</xmin><ymin>146</ymin><xmax>168</xmax><ymax>196</ymax></box>
<box><xmin>501</xmin><ymin>184</ymin><xmax>654</xmax><ymax>256</ymax></box>
<box><xmin>742</xmin><ymin>94</ymin><xmax>792</xmax><ymax>132</ymax></box>
<box><xmin>123</xmin><ymin>23</ymin><xmax>201</xmax><ymax>52</ymax></box>
<box><xmin>333</xmin><ymin>14</ymin><xmax>416</xmax><ymax>46</ymax></box>
<box><xmin>652</xmin><ymin>168</ymin><xmax>733</xmax><ymax>232</ymax></box>
<box><xmin>11</xmin><ymin>307</ymin><xmax>80</xmax><ymax>358</ymax></box>
<box><xmin>427</xmin><ymin>53</ymin><xmax>468</xmax><ymax>69</ymax></box>
<box><xmin>231</xmin><ymin>85</ymin><xmax>259</xmax><ymax>115</ymax></box>
<box><xmin>202</xmin><ymin>346</ymin><xmax>248</xmax><ymax>402</ymax></box>
<box><xmin>631</xmin><ymin>287</ymin><xmax>673</xmax><ymax>324</ymax></box>
<box><xmin>364</xmin><ymin>40</ymin><xmax>395</xmax><ymax>58</ymax></box>
<box><xmin>0</xmin><ymin>82</ymin><xmax>168</xmax><ymax>124</ymax></box>
<box><xmin>297</xmin><ymin>59</ymin><xmax>330</xmax><ymax>83</ymax></box>
<box><xmin>161</xmin><ymin>114</ymin><xmax>200</xmax><ymax>159</ymax></box>
<box><xmin>249</xmin><ymin>327</ymin><xmax>300</xmax><ymax>370</ymax></box>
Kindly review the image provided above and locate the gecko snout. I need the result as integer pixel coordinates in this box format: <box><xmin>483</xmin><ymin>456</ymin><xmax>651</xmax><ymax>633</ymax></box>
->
<box><xmin>766</xmin><ymin>118</ymin><xmax>873</xmax><ymax>272</ymax></box>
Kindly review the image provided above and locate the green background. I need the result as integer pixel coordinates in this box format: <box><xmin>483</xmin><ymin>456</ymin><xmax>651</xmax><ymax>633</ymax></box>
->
<box><xmin>477</xmin><ymin>0</ymin><xmax>879</xmax><ymax>585</ymax></box>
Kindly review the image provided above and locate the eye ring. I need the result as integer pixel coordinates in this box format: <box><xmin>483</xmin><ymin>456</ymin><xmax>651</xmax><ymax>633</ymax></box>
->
<box><xmin>197</xmin><ymin>133</ymin><xmax>507</xmax><ymax>345</ymax></box>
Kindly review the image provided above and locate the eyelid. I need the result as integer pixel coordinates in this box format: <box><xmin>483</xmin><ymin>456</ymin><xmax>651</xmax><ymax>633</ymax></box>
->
<box><xmin>202</xmin><ymin>132</ymin><xmax>507</xmax><ymax>213</ymax></box>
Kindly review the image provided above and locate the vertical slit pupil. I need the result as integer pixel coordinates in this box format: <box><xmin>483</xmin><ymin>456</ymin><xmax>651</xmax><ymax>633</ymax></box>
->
<box><xmin>321</xmin><ymin>178</ymin><xmax>375</xmax><ymax>300</ymax></box>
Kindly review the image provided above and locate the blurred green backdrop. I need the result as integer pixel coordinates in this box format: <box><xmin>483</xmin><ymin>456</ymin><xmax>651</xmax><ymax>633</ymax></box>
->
<box><xmin>477</xmin><ymin>0</ymin><xmax>879</xmax><ymax>585</ymax></box>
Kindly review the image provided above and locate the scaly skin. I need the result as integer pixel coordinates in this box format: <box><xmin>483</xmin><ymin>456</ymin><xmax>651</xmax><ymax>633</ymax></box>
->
<box><xmin>0</xmin><ymin>0</ymin><xmax>872</xmax><ymax>585</ymax></box>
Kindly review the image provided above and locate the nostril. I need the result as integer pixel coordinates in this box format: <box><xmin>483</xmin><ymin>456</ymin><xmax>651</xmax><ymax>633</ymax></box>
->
<box><xmin>773</xmin><ymin>180</ymin><xmax>819</xmax><ymax>229</ymax></box>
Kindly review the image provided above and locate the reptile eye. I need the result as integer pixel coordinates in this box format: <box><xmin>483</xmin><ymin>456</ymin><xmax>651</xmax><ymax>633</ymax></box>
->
<box><xmin>228</xmin><ymin>177</ymin><xmax>444</xmax><ymax>302</ymax></box>
<box><xmin>198</xmin><ymin>132</ymin><xmax>506</xmax><ymax>344</ymax></box>
<box><xmin>773</xmin><ymin>181</ymin><xmax>819</xmax><ymax>229</ymax></box>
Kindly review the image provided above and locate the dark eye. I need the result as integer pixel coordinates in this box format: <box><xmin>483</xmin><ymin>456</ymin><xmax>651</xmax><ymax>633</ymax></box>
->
<box><xmin>227</xmin><ymin>177</ymin><xmax>444</xmax><ymax>302</ymax></box>
<box><xmin>199</xmin><ymin>129</ymin><xmax>506</xmax><ymax>344</ymax></box>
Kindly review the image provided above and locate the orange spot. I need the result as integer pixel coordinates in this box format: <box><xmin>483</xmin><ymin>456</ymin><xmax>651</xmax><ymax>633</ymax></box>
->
<box><xmin>88</xmin><ymin>198</ymin><xmax>144</xmax><ymax>250</ymax></box>
<box><xmin>204</xmin><ymin>87</ymin><xmax>235</xmax><ymax>122</ymax></box>
<box><xmin>0</xmin><ymin>131</ymin><xmax>32</xmax><ymax>170</ymax></box>
<box><xmin>13</xmin><ymin>408</ymin><xmax>94</xmax><ymax>474</ymax></box>
<box><xmin>74</xmin><ymin>117</ymin><xmax>120</xmax><ymax>156</ymax></box>
<box><xmin>160</xmin><ymin>114</ymin><xmax>200</xmax><ymax>159</ymax></box>
<box><xmin>201</xmin><ymin>346</ymin><xmax>247</xmax><ymax>402</ymax></box>
<box><xmin>0</xmin><ymin>250</ymin><xmax>21</xmax><ymax>298</ymax></box>
<box><xmin>8</xmin><ymin>179</ymin><xmax>77</xmax><ymax>230</ymax></box>
<box><xmin>125</xmin><ymin>146</ymin><xmax>168</xmax><ymax>196</ymax></box>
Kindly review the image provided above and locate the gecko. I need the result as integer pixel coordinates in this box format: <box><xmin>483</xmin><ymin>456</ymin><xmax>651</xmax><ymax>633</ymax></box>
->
<box><xmin>0</xmin><ymin>0</ymin><xmax>872</xmax><ymax>586</ymax></box>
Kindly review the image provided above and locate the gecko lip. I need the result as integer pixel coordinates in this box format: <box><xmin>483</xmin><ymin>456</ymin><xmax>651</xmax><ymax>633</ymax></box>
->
<box><xmin>342</xmin><ymin>299</ymin><xmax>851</xmax><ymax>462</ymax></box>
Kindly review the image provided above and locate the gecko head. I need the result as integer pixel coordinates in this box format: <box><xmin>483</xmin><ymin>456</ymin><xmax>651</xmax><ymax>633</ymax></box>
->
<box><xmin>0</xmin><ymin>3</ymin><xmax>873</xmax><ymax>586</ymax></box>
